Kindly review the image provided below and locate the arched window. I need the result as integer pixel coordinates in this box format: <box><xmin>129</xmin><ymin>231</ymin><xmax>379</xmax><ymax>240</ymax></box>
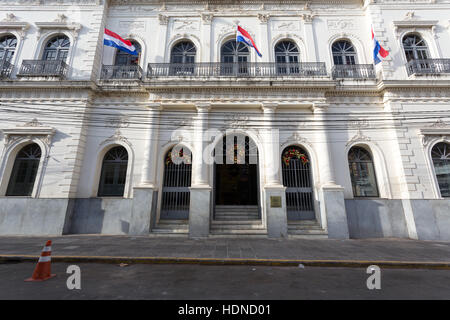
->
<box><xmin>275</xmin><ymin>40</ymin><xmax>300</xmax><ymax>75</ymax></box>
<box><xmin>221</xmin><ymin>40</ymin><xmax>249</xmax><ymax>75</ymax></box>
<box><xmin>42</xmin><ymin>35</ymin><xmax>70</xmax><ymax>61</ymax></box>
<box><xmin>115</xmin><ymin>40</ymin><xmax>140</xmax><ymax>66</ymax></box>
<box><xmin>431</xmin><ymin>142</ymin><xmax>450</xmax><ymax>197</ymax></box>
<box><xmin>402</xmin><ymin>34</ymin><xmax>429</xmax><ymax>62</ymax></box>
<box><xmin>221</xmin><ymin>40</ymin><xmax>249</xmax><ymax>63</ymax></box>
<box><xmin>332</xmin><ymin>40</ymin><xmax>357</xmax><ymax>65</ymax></box>
<box><xmin>98</xmin><ymin>146</ymin><xmax>128</xmax><ymax>197</ymax></box>
<box><xmin>6</xmin><ymin>143</ymin><xmax>41</xmax><ymax>196</ymax></box>
<box><xmin>275</xmin><ymin>40</ymin><xmax>299</xmax><ymax>64</ymax></box>
<box><xmin>170</xmin><ymin>41</ymin><xmax>196</xmax><ymax>64</ymax></box>
<box><xmin>0</xmin><ymin>35</ymin><xmax>17</xmax><ymax>62</ymax></box>
<box><xmin>348</xmin><ymin>146</ymin><xmax>379</xmax><ymax>197</ymax></box>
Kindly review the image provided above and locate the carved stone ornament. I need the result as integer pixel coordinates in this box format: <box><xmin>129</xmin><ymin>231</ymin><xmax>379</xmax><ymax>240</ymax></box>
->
<box><xmin>99</xmin><ymin>129</ymin><xmax>132</xmax><ymax>147</ymax></box>
<box><xmin>225</xmin><ymin>115</ymin><xmax>249</xmax><ymax>129</ymax></box>
<box><xmin>258</xmin><ymin>13</ymin><xmax>270</xmax><ymax>24</ymax></box>
<box><xmin>285</xmin><ymin>132</ymin><xmax>310</xmax><ymax>146</ymax></box>
<box><xmin>0</xmin><ymin>15</ymin><xmax>30</xmax><ymax>40</ymax></box>
<box><xmin>35</xmin><ymin>20</ymin><xmax>82</xmax><ymax>40</ymax></box>
<box><xmin>393</xmin><ymin>18</ymin><xmax>438</xmax><ymax>40</ymax></box>
<box><xmin>346</xmin><ymin>129</ymin><xmax>371</xmax><ymax>147</ymax></box>
<box><xmin>2</xmin><ymin>119</ymin><xmax>55</xmax><ymax>148</ymax></box>
<box><xmin>202</xmin><ymin>13</ymin><xmax>214</xmax><ymax>25</ymax></box>
<box><xmin>420</xmin><ymin>124</ymin><xmax>450</xmax><ymax>146</ymax></box>
<box><xmin>3</xmin><ymin>13</ymin><xmax>16</xmax><ymax>22</ymax></box>
<box><xmin>158</xmin><ymin>14</ymin><xmax>169</xmax><ymax>25</ymax></box>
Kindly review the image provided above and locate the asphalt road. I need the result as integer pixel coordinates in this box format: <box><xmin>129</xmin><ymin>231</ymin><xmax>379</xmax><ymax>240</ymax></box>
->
<box><xmin>1</xmin><ymin>262</ymin><xmax>449</xmax><ymax>300</ymax></box>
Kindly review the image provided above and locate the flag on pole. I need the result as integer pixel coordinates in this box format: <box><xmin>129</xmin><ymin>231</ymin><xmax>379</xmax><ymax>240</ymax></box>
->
<box><xmin>236</xmin><ymin>25</ymin><xmax>262</xmax><ymax>58</ymax></box>
<box><xmin>372</xmin><ymin>28</ymin><xmax>389</xmax><ymax>65</ymax></box>
<box><xmin>103</xmin><ymin>28</ymin><xmax>138</xmax><ymax>56</ymax></box>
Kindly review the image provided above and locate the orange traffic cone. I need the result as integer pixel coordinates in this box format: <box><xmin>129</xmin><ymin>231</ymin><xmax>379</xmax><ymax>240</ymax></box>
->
<box><xmin>25</xmin><ymin>240</ymin><xmax>56</xmax><ymax>282</ymax></box>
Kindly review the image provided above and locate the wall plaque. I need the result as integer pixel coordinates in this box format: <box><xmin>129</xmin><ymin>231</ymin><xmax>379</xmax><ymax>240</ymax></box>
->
<box><xmin>270</xmin><ymin>196</ymin><xmax>282</xmax><ymax>208</ymax></box>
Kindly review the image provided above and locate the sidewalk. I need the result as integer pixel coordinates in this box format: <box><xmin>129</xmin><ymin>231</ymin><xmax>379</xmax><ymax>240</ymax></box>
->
<box><xmin>0</xmin><ymin>235</ymin><xmax>449</xmax><ymax>269</ymax></box>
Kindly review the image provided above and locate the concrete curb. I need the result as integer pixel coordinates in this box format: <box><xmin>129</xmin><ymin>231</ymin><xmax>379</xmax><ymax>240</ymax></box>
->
<box><xmin>1</xmin><ymin>255</ymin><xmax>450</xmax><ymax>270</ymax></box>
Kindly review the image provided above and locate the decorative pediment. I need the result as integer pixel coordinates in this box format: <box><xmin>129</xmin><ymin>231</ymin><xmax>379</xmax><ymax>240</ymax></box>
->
<box><xmin>35</xmin><ymin>18</ymin><xmax>82</xmax><ymax>40</ymax></box>
<box><xmin>346</xmin><ymin>129</ymin><xmax>371</xmax><ymax>147</ymax></box>
<box><xmin>0</xmin><ymin>14</ymin><xmax>30</xmax><ymax>39</ymax></box>
<box><xmin>420</xmin><ymin>120</ymin><xmax>450</xmax><ymax>146</ymax></box>
<box><xmin>393</xmin><ymin>13</ymin><xmax>438</xmax><ymax>39</ymax></box>
<box><xmin>284</xmin><ymin>132</ymin><xmax>310</xmax><ymax>146</ymax></box>
<box><xmin>1</xmin><ymin>119</ymin><xmax>56</xmax><ymax>147</ymax></box>
<box><xmin>99</xmin><ymin>129</ymin><xmax>132</xmax><ymax>147</ymax></box>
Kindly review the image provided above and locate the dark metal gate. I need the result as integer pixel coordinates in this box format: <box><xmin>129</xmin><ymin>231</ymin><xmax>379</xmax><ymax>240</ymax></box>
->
<box><xmin>160</xmin><ymin>147</ymin><xmax>192</xmax><ymax>220</ymax></box>
<box><xmin>281</xmin><ymin>146</ymin><xmax>315</xmax><ymax>220</ymax></box>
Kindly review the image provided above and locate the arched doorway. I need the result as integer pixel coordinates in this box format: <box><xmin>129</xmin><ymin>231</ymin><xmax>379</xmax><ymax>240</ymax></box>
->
<box><xmin>281</xmin><ymin>145</ymin><xmax>315</xmax><ymax>220</ymax></box>
<box><xmin>214</xmin><ymin>134</ymin><xmax>260</xmax><ymax>219</ymax></box>
<box><xmin>160</xmin><ymin>146</ymin><xmax>192</xmax><ymax>220</ymax></box>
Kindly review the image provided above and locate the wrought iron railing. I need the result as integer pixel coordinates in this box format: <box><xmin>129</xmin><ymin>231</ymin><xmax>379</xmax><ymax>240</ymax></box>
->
<box><xmin>406</xmin><ymin>59</ymin><xmax>450</xmax><ymax>76</ymax></box>
<box><xmin>101</xmin><ymin>64</ymin><xmax>143</xmax><ymax>80</ymax></box>
<box><xmin>332</xmin><ymin>64</ymin><xmax>376</xmax><ymax>79</ymax></box>
<box><xmin>147</xmin><ymin>62</ymin><xmax>328</xmax><ymax>78</ymax></box>
<box><xmin>18</xmin><ymin>60</ymin><xmax>68</xmax><ymax>78</ymax></box>
<box><xmin>0</xmin><ymin>59</ymin><xmax>13</xmax><ymax>78</ymax></box>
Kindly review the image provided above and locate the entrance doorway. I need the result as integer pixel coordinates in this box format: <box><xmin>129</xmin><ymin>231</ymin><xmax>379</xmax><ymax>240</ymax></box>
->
<box><xmin>214</xmin><ymin>135</ymin><xmax>260</xmax><ymax>217</ymax></box>
<box><xmin>281</xmin><ymin>145</ymin><xmax>315</xmax><ymax>220</ymax></box>
<box><xmin>160</xmin><ymin>147</ymin><xmax>192</xmax><ymax>220</ymax></box>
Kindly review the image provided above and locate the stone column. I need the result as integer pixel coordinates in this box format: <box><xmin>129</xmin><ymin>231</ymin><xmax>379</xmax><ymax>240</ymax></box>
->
<box><xmin>261</xmin><ymin>103</ymin><xmax>288</xmax><ymax>238</ymax></box>
<box><xmin>129</xmin><ymin>103</ymin><xmax>161</xmax><ymax>235</ymax></box>
<box><xmin>189</xmin><ymin>103</ymin><xmax>212</xmax><ymax>238</ymax></box>
<box><xmin>201</xmin><ymin>13</ymin><xmax>213</xmax><ymax>62</ymax></box>
<box><xmin>313</xmin><ymin>103</ymin><xmax>349</xmax><ymax>239</ymax></box>
<box><xmin>140</xmin><ymin>103</ymin><xmax>162</xmax><ymax>187</ymax></box>
<box><xmin>302</xmin><ymin>13</ymin><xmax>317</xmax><ymax>62</ymax></box>
<box><xmin>155</xmin><ymin>14</ymin><xmax>169</xmax><ymax>63</ymax></box>
<box><xmin>258</xmin><ymin>13</ymin><xmax>270</xmax><ymax>63</ymax></box>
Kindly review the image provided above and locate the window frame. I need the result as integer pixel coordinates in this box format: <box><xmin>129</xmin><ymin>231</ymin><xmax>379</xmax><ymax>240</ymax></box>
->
<box><xmin>97</xmin><ymin>146</ymin><xmax>129</xmax><ymax>197</ymax></box>
<box><xmin>5</xmin><ymin>143</ymin><xmax>42</xmax><ymax>197</ymax></box>
<box><xmin>348</xmin><ymin>146</ymin><xmax>380</xmax><ymax>198</ymax></box>
<box><xmin>331</xmin><ymin>39</ymin><xmax>357</xmax><ymax>66</ymax></box>
<box><xmin>430</xmin><ymin>141</ymin><xmax>450</xmax><ymax>198</ymax></box>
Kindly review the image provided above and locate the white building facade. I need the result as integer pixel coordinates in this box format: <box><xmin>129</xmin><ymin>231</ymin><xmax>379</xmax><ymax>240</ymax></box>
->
<box><xmin>1</xmin><ymin>0</ymin><xmax>450</xmax><ymax>240</ymax></box>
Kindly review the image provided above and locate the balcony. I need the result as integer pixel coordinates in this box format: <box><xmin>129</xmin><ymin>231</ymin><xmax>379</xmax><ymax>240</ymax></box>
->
<box><xmin>332</xmin><ymin>64</ymin><xmax>376</xmax><ymax>79</ymax></box>
<box><xmin>147</xmin><ymin>62</ymin><xmax>328</xmax><ymax>78</ymax></box>
<box><xmin>0</xmin><ymin>59</ymin><xmax>13</xmax><ymax>79</ymax></box>
<box><xmin>18</xmin><ymin>60</ymin><xmax>68</xmax><ymax>78</ymax></box>
<box><xmin>406</xmin><ymin>59</ymin><xmax>450</xmax><ymax>76</ymax></box>
<box><xmin>100</xmin><ymin>65</ymin><xmax>143</xmax><ymax>80</ymax></box>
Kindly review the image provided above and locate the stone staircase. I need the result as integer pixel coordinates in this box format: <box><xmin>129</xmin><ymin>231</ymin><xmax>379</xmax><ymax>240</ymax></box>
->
<box><xmin>151</xmin><ymin>219</ymin><xmax>189</xmax><ymax>236</ymax></box>
<box><xmin>287</xmin><ymin>220</ymin><xmax>328</xmax><ymax>239</ymax></box>
<box><xmin>211</xmin><ymin>206</ymin><xmax>266</xmax><ymax>237</ymax></box>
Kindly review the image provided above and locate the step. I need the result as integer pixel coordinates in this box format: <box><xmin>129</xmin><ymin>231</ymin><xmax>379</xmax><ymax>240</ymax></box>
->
<box><xmin>288</xmin><ymin>225</ymin><xmax>323</xmax><ymax>230</ymax></box>
<box><xmin>288</xmin><ymin>229</ymin><xmax>328</xmax><ymax>236</ymax></box>
<box><xmin>210</xmin><ymin>229</ymin><xmax>268</xmax><ymax>235</ymax></box>
<box><xmin>214</xmin><ymin>216</ymin><xmax>260</xmax><ymax>221</ymax></box>
<box><xmin>288</xmin><ymin>220</ymin><xmax>319</xmax><ymax>225</ymax></box>
<box><xmin>211</xmin><ymin>225</ymin><xmax>266</xmax><ymax>230</ymax></box>
<box><xmin>152</xmin><ymin>228</ymin><xmax>189</xmax><ymax>234</ymax></box>
<box><xmin>212</xmin><ymin>220</ymin><xmax>262</xmax><ymax>225</ymax></box>
<box><xmin>158</xmin><ymin>220</ymin><xmax>189</xmax><ymax>225</ymax></box>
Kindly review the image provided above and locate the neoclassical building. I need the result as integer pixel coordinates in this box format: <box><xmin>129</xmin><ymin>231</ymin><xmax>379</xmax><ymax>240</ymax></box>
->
<box><xmin>0</xmin><ymin>0</ymin><xmax>449</xmax><ymax>240</ymax></box>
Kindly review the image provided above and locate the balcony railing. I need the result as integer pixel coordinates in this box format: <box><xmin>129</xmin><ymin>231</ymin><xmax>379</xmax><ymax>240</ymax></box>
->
<box><xmin>406</xmin><ymin>59</ymin><xmax>450</xmax><ymax>76</ymax></box>
<box><xmin>0</xmin><ymin>59</ymin><xmax>13</xmax><ymax>78</ymax></box>
<box><xmin>332</xmin><ymin>64</ymin><xmax>376</xmax><ymax>79</ymax></box>
<box><xmin>147</xmin><ymin>62</ymin><xmax>328</xmax><ymax>78</ymax></box>
<box><xmin>18</xmin><ymin>60</ymin><xmax>68</xmax><ymax>78</ymax></box>
<box><xmin>101</xmin><ymin>64</ymin><xmax>143</xmax><ymax>80</ymax></box>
